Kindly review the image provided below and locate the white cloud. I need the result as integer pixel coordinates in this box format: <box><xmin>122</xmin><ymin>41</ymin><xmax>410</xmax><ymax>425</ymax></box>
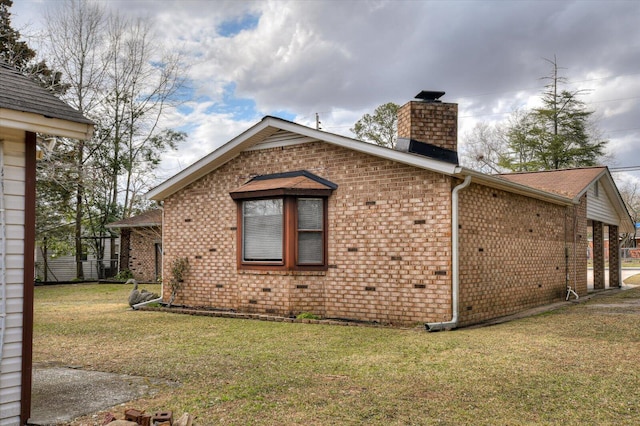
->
<box><xmin>10</xmin><ymin>0</ymin><xmax>640</xmax><ymax>184</ymax></box>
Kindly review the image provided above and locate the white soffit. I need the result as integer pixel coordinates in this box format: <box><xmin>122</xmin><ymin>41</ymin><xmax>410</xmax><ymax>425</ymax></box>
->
<box><xmin>0</xmin><ymin>108</ymin><xmax>94</xmax><ymax>140</ymax></box>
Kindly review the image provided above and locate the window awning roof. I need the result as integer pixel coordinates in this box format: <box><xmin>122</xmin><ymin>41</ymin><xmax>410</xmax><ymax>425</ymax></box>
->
<box><xmin>230</xmin><ymin>170</ymin><xmax>337</xmax><ymax>200</ymax></box>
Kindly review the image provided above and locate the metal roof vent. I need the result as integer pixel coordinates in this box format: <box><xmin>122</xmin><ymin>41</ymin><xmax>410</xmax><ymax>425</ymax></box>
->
<box><xmin>415</xmin><ymin>90</ymin><xmax>445</xmax><ymax>103</ymax></box>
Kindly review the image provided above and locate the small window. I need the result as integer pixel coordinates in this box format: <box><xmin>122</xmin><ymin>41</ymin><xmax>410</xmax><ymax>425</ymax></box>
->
<box><xmin>594</xmin><ymin>181</ymin><xmax>599</xmax><ymax>197</ymax></box>
<box><xmin>297</xmin><ymin>198</ymin><xmax>324</xmax><ymax>265</ymax></box>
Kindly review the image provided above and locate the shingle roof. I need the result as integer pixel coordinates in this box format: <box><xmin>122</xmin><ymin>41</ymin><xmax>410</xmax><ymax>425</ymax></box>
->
<box><xmin>232</xmin><ymin>175</ymin><xmax>332</xmax><ymax>193</ymax></box>
<box><xmin>230</xmin><ymin>170</ymin><xmax>338</xmax><ymax>199</ymax></box>
<box><xmin>497</xmin><ymin>167</ymin><xmax>606</xmax><ymax>199</ymax></box>
<box><xmin>0</xmin><ymin>61</ymin><xmax>94</xmax><ymax>125</ymax></box>
<box><xmin>105</xmin><ymin>209</ymin><xmax>162</xmax><ymax>229</ymax></box>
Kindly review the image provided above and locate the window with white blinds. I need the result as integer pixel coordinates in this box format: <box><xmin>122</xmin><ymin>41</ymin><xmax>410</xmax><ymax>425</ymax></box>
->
<box><xmin>238</xmin><ymin>196</ymin><xmax>328</xmax><ymax>270</ymax></box>
<box><xmin>297</xmin><ymin>198</ymin><xmax>323</xmax><ymax>264</ymax></box>
<box><xmin>242</xmin><ymin>199</ymin><xmax>283</xmax><ymax>261</ymax></box>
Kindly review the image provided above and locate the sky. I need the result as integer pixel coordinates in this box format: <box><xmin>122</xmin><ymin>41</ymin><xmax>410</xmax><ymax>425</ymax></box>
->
<box><xmin>11</xmin><ymin>0</ymin><xmax>640</xmax><ymax>188</ymax></box>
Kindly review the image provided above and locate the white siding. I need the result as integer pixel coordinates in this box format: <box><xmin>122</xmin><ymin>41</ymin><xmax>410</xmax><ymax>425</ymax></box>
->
<box><xmin>0</xmin><ymin>127</ymin><xmax>26</xmax><ymax>426</ymax></box>
<box><xmin>586</xmin><ymin>181</ymin><xmax>621</xmax><ymax>225</ymax></box>
<box><xmin>35</xmin><ymin>241</ymin><xmax>120</xmax><ymax>282</ymax></box>
<box><xmin>248</xmin><ymin>130</ymin><xmax>317</xmax><ymax>151</ymax></box>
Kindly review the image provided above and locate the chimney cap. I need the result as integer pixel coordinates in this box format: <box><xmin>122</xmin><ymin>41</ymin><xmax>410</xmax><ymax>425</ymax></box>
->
<box><xmin>415</xmin><ymin>90</ymin><xmax>445</xmax><ymax>102</ymax></box>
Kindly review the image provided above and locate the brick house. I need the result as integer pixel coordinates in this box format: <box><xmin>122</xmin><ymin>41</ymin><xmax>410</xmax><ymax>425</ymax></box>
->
<box><xmin>146</xmin><ymin>91</ymin><xmax>633</xmax><ymax>329</ymax></box>
<box><xmin>107</xmin><ymin>209</ymin><xmax>162</xmax><ymax>282</ymax></box>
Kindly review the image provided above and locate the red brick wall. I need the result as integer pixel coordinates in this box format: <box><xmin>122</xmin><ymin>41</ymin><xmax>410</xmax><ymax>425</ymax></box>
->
<box><xmin>457</xmin><ymin>184</ymin><xmax>587</xmax><ymax>326</ymax></box>
<box><xmin>568</xmin><ymin>195</ymin><xmax>588</xmax><ymax>296</ymax></box>
<box><xmin>162</xmin><ymin>141</ymin><xmax>454</xmax><ymax>325</ymax></box>
<box><xmin>162</xmin><ymin>140</ymin><xmax>586</xmax><ymax>326</ymax></box>
<box><xmin>128</xmin><ymin>226</ymin><xmax>161</xmax><ymax>282</ymax></box>
<box><xmin>119</xmin><ymin>229</ymin><xmax>131</xmax><ymax>277</ymax></box>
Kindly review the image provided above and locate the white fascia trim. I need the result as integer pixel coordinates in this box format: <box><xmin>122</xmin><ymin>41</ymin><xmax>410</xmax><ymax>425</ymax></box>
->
<box><xmin>573</xmin><ymin>168</ymin><xmax>608</xmax><ymax>201</ymax></box>
<box><xmin>267</xmin><ymin>118</ymin><xmax>460</xmax><ymax>176</ymax></box>
<box><xmin>146</xmin><ymin>119</ymin><xmax>277</xmax><ymax>200</ymax></box>
<box><xmin>0</xmin><ymin>108</ymin><xmax>94</xmax><ymax>140</ymax></box>
<box><xmin>104</xmin><ymin>222</ymin><xmax>161</xmax><ymax>229</ymax></box>
<box><xmin>596</xmin><ymin>171</ymin><xmax>635</xmax><ymax>233</ymax></box>
<box><xmin>146</xmin><ymin>116</ymin><xmax>460</xmax><ymax>201</ymax></box>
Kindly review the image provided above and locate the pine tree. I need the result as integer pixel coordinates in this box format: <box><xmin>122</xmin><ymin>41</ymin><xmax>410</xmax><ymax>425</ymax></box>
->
<box><xmin>0</xmin><ymin>0</ymin><xmax>66</xmax><ymax>93</ymax></box>
<box><xmin>500</xmin><ymin>57</ymin><xmax>607</xmax><ymax>171</ymax></box>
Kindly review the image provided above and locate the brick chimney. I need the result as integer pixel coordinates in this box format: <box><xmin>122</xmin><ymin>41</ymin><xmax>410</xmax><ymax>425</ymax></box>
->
<box><xmin>395</xmin><ymin>91</ymin><xmax>458</xmax><ymax>164</ymax></box>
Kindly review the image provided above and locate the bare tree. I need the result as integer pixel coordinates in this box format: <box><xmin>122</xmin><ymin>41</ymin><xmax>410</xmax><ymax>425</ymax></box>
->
<box><xmin>44</xmin><ymin>0</ymin><xmax>108</xmax><ymax>279</ymax></box>
<box><xmin>99</xmin><ymin>14</ymin><xmax>185</xmax><ymax>219</ymax></box>
<box><xmin>41</xmin><ymin>0</ymin><xmax>186</xmax><ymax>279</ymax></box>
<box><xmin>618</xmin><ymin>180</ymin><xmax>640</xmax><ymax>247</ymax></box>
<box><xmin>459</xmin><ymin>122</ymin><xmax>508</xmax><ymax>174</ymax></box>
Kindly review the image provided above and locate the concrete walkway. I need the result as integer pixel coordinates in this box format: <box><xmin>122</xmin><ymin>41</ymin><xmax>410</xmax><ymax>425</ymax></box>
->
<box><xmin>29</xmin><ymin>365</ymin><xmax>174</xmax><ymax>425</ymax></box>
<box><xmin>587</xmin><ymin>267</ymin><xmax>640</xmax><ymax>289</ymax></box>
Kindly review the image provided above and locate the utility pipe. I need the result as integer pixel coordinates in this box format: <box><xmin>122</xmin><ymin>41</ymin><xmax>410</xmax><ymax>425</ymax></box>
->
<box><xmin>132</xmin><ymin>296</ymin><xmax>162</xmax><ymax>310</ymax></box>
<box><xmin>426</xmin><ymin>175</ymin><xmax>472</xmax><ymax>332</ymax></box>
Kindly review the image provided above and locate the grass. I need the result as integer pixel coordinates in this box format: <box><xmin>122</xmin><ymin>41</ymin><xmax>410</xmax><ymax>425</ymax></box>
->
<box><xmin>34</xmin><ymin>283</ymin><xmax>640</xmax><ymax>425</ymax></box>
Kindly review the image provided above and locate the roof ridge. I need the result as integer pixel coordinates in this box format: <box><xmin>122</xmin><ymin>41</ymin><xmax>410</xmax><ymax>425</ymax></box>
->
<box><xmin>497</xmin><ymin>166</ymin><xmax>606</xmax><ymax>176</ymax></box>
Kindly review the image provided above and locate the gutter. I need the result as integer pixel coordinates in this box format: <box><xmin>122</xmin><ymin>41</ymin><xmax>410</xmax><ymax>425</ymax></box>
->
<box><xmin>426</xmin><ymin>175</ymin><xmax>472</xmax><ymax>331</ymax></box>
<box><xmin>460</xmin><ymin>168</ymin><xmax>574</xmax><ymax>207</ymax></box>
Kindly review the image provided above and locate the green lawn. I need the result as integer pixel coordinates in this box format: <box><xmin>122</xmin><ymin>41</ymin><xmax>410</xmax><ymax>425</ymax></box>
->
<box><xmin>34</xmin><ymin>283</ymin><xmax>640</xmax><ymax>425</ymax></box>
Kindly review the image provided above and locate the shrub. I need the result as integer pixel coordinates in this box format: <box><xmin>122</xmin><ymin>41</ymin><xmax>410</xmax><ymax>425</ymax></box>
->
<box><xmin>296</xmin><ymin>312</ymin><xmax>321</xmax><ymax>320</ymax></box>
<box><xmin>168</xmin><ymin>257</ymin><xmax>189</xmax><ymax>307</ymax></box>
<box><xmin>113</xmin><ymin>269</ymin><xmax>134</xmax><ymax>281</ymax></box>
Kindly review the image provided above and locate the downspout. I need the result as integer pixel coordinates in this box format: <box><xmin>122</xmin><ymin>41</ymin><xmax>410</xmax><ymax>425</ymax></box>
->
<box><xmin>132</xmin><ymin>203</ymin><xmax>164</xmax><ymax>309</ymax></box>
<box><xmin>426</xmin><ymin>175</ymin><xmax>472</xmax><ymax>332</ymax></box>
<box><xmin>132</xmin><ymin>295</ymin><xmax>162</xmax><ymax>309</ymax></box>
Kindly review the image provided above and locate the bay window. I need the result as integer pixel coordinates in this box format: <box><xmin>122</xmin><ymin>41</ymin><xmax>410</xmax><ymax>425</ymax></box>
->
<box><xmin>230</xmin><ymin>170</ymin><xmax>336</xmax><ymax>271</ymax></box>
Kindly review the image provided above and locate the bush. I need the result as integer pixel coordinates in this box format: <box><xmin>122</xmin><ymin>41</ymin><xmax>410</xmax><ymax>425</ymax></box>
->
<box><xmin>168</xmin><ymin>257</ymin><xmax>189</xmax><ymax>307</ymax></box>
<box><xmin>113</xmin><ymin>269</ymin><xmax>134</xmax><ymax>281</ymax></box>
<box><xmin>296</xmin><ymin>312</ymin><xmax>321</xmax><ymax>320</ymax></box>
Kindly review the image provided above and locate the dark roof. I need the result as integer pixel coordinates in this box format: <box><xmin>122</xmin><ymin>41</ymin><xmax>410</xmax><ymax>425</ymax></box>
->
<box><xmin>497</xmin><ymin>167</ymin><xmax>606</xmax><ymax>199</ymax></box>
<box><xmin>0</xmin><ymin>61</ymin><xmax>94</xmax><ymax>125</ymax></box>
<box><xmin>230</xmin><ymin>170</ymin><xmax>338</xmax><ymax>199</ymax></box>
<box><xmin>105</xmin><ymin>209</ymin><xmax>162</xmax><ymax>229</ymax></box>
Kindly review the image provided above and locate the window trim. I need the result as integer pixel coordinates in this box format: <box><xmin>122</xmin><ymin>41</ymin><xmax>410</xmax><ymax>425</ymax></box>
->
<box><xmin>236</xmin><ymin>196</ymin><xmax>329</xmax><ymax>272</ymax></box>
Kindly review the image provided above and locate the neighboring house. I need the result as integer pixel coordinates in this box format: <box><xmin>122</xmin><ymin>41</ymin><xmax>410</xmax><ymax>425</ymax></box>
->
<box><xmin>106</xmin><ymin>209</ymin><xmax>162</xmax><ymax>282</ymax></box>
<box><xmin>146</xmin><ymin>90</ymin><xmax>633</xmax><ymax>329</ymax></box>
<box><xmin>35</xmin><ymin>240</ymin><xmax>119</xmax><ymax>283</ymax></box>
<box><xmin>0</xmin><ymin>62</ymin><xmax>93</xmax><ymax>425</ymax></box>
